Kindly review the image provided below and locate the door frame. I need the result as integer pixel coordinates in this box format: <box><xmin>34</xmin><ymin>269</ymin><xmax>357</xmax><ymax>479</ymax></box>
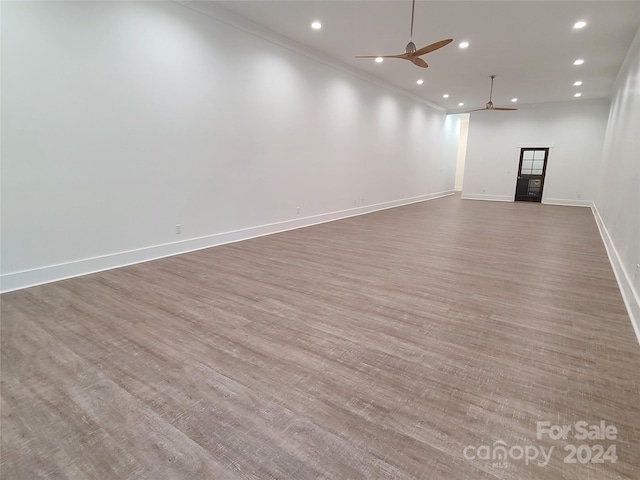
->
<box><xmin>514</xmin><ymin>147</ymin><xmax>549</xmax><ymax>202</ymax></box>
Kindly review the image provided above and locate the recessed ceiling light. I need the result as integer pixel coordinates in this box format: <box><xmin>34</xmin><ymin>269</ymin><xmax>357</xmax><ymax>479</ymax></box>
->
<box><xmin>459</xmin><ymin>42</ymin><xmax>469</xmax><ymax>49</ymax></box>
<box><xmin>511</xmin><ymin>98</ymin><xmax>518</xmax><ymax>103</ymax></box>
<box><xmin>573</xmin><ymin>81</ymin><xmax>583</xmax><ymax>86</ymax></box>
<box><xmin>375</xmin><ymin>57</ymin><xmax>383</xmax><ymax>63</ymax></box>
<box><xmin>443</xmin><ymin>94</ymin><xmax>450</xmax><ymax>99</ymax></box>
<box><xmin>574</xmin><ymin>92</ymin><xmax>582</xmax><ymax>97</ymax></box>
<box><xmin>311</xmin><ymin>21</ymin><xmax>322</xmax><ymax>30</ymax></box>
<box><xmin>416</xmin><ymin>79</ymin><xmax>424</xmax><ymax>85</ymax></box>
<box><xmin>458</xmin><ymin>102</ymin><xmax>464</xmax><ymax>107</ymax></box>
<box><xmin>573</xmin><ymin>59</ymin><xmax>584</xmax><ymax>65</ymax></box>
<box><xmin>573</xmin><ymin>21</ymin><xmax>587</xmax><ymax>29</ymax></box>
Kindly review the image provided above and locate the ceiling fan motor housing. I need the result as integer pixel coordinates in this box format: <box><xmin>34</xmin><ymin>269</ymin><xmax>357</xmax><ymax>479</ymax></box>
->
<box><xmin>405</xmin><ymin>42</ymin><xmax>417</xmax><ymax>54</ymax></box>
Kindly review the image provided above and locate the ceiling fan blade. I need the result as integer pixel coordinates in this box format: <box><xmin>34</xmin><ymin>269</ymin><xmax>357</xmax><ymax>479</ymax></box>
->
<box><xmin>409</xmin><ymin>57</ymin><xmax>428</xmax><ymax>68</ymax></box>
<box><xmin>465</xmin><ymin>108</ymin><xmax>488</xmax><ymax>112</ymax></box>
<box><xmin>493</xmin><ymin>107</ymin><xmax>518</xmax><ymax>110</ymax></box>
<box><xmin>355</xmin><ymin>54</ymin><xmax>409</xmax><ymax>59</ymax></box>
<box><xmin>413</xmin><ymin>39</ymin><xmax>453</xmax><ymax>57</ymax></box>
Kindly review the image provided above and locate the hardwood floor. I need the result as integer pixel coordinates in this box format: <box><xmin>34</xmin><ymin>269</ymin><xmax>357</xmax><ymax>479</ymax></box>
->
<box><xmin>2</xmin><ymin>195</ymin><xmax>639</xmax><ymax>479</ymax></box>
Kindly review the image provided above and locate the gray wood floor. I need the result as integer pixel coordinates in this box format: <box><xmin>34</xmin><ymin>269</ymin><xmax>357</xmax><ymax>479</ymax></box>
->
<box><xmin>2</xmin><ymin>195</ymin><xmax>639</xmax><ymax>479</ymax></box>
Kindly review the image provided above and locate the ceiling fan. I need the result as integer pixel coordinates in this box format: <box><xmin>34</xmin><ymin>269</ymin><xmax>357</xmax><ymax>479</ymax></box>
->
<box><xmin>467</xmin><ymin>75</ymin><xmax>518</xmax><ymax>112</ymax></box>
<box><xmin>356</xmin><ymin>0</ymin><xmax>452</xmax><ymax>68</ymax></box>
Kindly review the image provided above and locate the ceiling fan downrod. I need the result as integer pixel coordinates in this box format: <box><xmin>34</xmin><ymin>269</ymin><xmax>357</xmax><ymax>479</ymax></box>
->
<box><xmin>405</xmin><ymin>0</ymin><xmax>417</xmax><ymax>54</ymax></box>
<box><xmin>489</xmin><ymin>75</ymin><xmax>496</xmax><ymax>104</ymax></box>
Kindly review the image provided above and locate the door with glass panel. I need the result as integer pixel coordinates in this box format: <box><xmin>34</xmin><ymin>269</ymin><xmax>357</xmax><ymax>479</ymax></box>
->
<box><xmin>515</xmin><ymin>148</ymin><xmax>548</xmax><ymax>202</ymax></box>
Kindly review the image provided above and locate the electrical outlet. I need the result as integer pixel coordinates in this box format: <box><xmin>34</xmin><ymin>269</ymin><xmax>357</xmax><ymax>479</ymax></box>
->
<box><xmin>635</xmin><ymin>264</ymin><xmax>640</xmax><ymax>278</ymax></box>
<box><xmin>296</xmin><ymin>207</ymin><xmax>300</xmax><ymax>215</ymax></box>
<box><xmin>577</xmin><ymin>193</ymin><xmax>581</xmax><ymax>199</ymax></box>
<box><xmin>175</xmin><ymin>224</ymin><xmax>182</xmax><ymax>235</ymax></box>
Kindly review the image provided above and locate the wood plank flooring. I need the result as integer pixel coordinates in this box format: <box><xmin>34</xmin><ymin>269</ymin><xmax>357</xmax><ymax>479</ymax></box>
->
<box><xmin>2</xmin><ymin>195</ymin><xmax>639</xmax><ymax>479</ymax></box>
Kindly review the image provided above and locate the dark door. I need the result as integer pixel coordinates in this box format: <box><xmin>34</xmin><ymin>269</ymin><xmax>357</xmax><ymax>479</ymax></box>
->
<box><xmin>515</xmin><ymin>148</ymin><xmax>549</xmax><ymax>202</ymax></box>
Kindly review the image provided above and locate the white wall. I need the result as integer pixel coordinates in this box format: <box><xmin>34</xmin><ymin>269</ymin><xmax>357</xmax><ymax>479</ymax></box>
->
<box><xmin>461</xmin><ymin>99</ymin><xmax>610</xmax><ymax>205</ymax></box>
<box><xmin>594</xmin><ymin>25</ymin><xmax>640</xmax><ymax>335</ymax></box>
<box><xmin>0</xmin><ymin>1</ymin><xmax>457</xmax><ymax>292</ymax></box>
<box><xmin>453</xmin><ymin>115</ymin><xmax>470</xmax><ymax>192</ymax></box>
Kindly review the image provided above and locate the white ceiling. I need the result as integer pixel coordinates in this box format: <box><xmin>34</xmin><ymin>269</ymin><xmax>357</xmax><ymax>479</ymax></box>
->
<box><xmin>212</xmin><ymin>1</ymin><xmax>640</xmax><ymax>112</ymax></box>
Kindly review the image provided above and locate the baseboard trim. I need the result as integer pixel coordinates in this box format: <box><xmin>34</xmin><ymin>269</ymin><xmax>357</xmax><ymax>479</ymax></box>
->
<box><xmin>460</xmin><ymin>193</ymin><xmax>513</xmax><ymax>202</ymax></box>
<box><xmin>460</xmin><ymin>195</ymin><xmax>594</xmax><ymax>207</ymax></box>
<box><xmin>591</xmin><ymin>203</ymin><xmax>640</xmax><ymax>345</ymax></box>
<box><xmin>543</xmin><ymin>198</ymin><xmax>592</xmax><ymax>207</ymax></box>
<box><xmin>0</xmin><ymin>191</ymin><xmax>454</xmax><ymax>293</ymax></box>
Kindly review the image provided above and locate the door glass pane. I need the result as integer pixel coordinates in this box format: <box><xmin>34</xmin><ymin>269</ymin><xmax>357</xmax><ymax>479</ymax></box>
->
<box><xmin>523</xmin><ymin>151</ymin><xmax>534</xmax><ymax>160</ymax></box>
<box><xmin>534</xmin><ymin>150</ymin><xmax>546</xmax><ymax>160</ymax></box>
<box><xmin>532</xmin><ymin>160</ymin><xmax>544</xmax><ymax>174</ymax></box>
<box><xmin>521</xmin><ymin>160</ymin><xmax>533</xmax><ymax>174</ymax></box>
<box><xmin>528</xmin><ymin>178</ymin><xmax>541</xmax><ymax>196</ymax></box>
